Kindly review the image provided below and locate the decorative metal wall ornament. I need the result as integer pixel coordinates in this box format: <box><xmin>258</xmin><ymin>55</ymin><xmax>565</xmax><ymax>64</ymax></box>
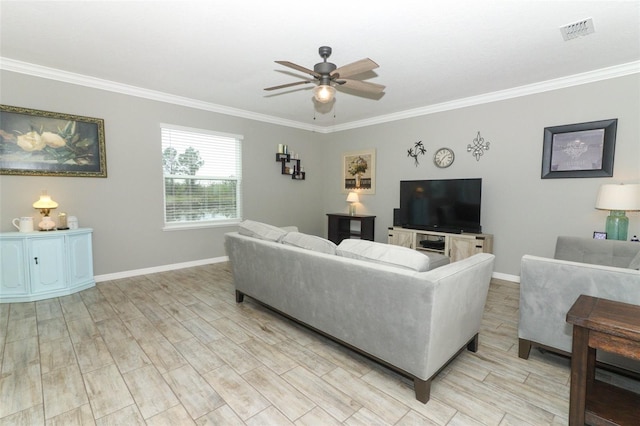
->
<box><xmin>467</xmin><ymin>131</ymin><xmax>490</xmax><ymax>161</ymax></box>
<box><xmin>407</xmin><ymin>140</ymin><xmax>426</xmax><ymax>166</ymax></box>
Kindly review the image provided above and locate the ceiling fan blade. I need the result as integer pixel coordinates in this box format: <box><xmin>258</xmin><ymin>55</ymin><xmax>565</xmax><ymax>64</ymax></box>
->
<box><xmin>275</xmin><ymin>61</ymin><xmax>320</xmax><ymax>78</ymax></box>
<box><xmin>337</xmin><ymin>79</ymin><xmax>385</xmax><ymax>94</ymax></box>
<box><xmin>264</xmin><ymin>80</ymin><xmax>313</xmax><ymax>91</ymax></box>
<box><xmin>331</xmin><ymin>58</ymin><xmax>379</xmax><ymax>78</ymax></box>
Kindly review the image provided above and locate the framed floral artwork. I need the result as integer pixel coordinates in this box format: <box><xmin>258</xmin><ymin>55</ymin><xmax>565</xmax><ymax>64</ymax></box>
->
<box><xmin>342</xmin><ymin>149</ymin><xmax>375</xmax><ymax>194</ymax></box>
<box><xmin>0</xmin><ymin>104</ymin><xmax>107</xmax><ymax>177</ymax></box>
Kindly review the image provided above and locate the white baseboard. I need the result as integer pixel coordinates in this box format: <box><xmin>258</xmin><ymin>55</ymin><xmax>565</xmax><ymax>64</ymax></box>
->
<box><xmin>94</xmin><ymin>256</ymin><xmax>229</xmax><ymax>282</ymax></box>
<box><xmin>493</xmin><ymin>271</ymin><xmax>520</xmax><ymax>283</ymax></box>
<box><xmin>94</xmin><ymin>256</ymin><xmax>519</xmax><ymax>284</ymax></box>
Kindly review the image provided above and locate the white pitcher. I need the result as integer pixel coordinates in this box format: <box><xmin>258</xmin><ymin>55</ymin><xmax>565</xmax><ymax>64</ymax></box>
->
<box><xmin>12</xmin><ymin>216</ymin><xmax>34</xmax><ymax>233</ymax></box>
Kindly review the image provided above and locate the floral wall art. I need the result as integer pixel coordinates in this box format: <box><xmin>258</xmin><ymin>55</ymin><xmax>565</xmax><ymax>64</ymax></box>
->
<box><xmin>342</xmin><ymin>149</ymin><xmax>375</xmax><ymax>194</ymax></box>
<box><xmin>0</xmin><ymin>105</ymin><xmax>107</xmax><ymax>177</ymax></box>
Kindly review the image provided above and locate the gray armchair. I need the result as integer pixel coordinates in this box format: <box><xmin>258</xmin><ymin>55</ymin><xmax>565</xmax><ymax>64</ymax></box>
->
<box><xmin>519</xmin><ymin>236</ymin><xmax>640</xmax><ymax>373</ymax></box>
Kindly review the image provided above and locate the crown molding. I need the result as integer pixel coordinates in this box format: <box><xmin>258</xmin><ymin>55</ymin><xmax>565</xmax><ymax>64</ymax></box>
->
<box><xmin>0</xmin><ymin>57</ymin><xmax>321</xmax><ymax>132</ymax></box>
<box><xmin>2</xmin><ymin>57</ymin><xmax>638</xmax><ymax>134</ymax></box>
<box><xmin>329</xmin><ymin>61</ymin><xmax>640</xmax><ymax>132</ymax></box>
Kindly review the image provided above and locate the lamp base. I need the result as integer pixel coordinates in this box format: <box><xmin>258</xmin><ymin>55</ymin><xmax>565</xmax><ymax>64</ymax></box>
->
<box><xmin>349</xmin><ymin>204</ymin><xmax>356</xmax><ymax>216</ymax></box>
<box><xmin>39</xmin><ymin>216</ymin><xmax>56</xmax><ymax>231</ymax></box>
<box><xmin>605</xmin><ymin>210</ymin><xmax>629</xmax><ymax>241</ymax></box>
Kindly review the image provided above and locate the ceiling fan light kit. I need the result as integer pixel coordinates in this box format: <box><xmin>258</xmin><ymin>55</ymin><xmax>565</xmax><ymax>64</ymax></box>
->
<box><xmin>314</xmin><ymin>85</ymin><xmax>336</xmax><ymax>103</ymax></box>
<box><xmin>265</xmin><ymin>46</ymin><xmax>385</xmax><ymax>105</ymax></box>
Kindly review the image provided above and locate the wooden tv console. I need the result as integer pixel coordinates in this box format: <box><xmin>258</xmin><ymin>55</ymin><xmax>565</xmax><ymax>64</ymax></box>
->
<box><xmin>388</xmin><ymin>226</ymin><xmax>493</xmax><ymax>263</ymax></box>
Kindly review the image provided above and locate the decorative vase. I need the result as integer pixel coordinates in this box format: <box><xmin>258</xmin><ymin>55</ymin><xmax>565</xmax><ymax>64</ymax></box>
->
<box><xmin>605</xmin><ymin>210</ymin><xmax>628</xmax><ymax>241</ymax></box>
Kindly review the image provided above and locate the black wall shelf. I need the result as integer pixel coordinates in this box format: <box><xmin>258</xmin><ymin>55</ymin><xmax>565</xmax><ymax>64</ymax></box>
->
<box><xmin>276</xmin><ymin>153</ymin><xmax>306</xmax><ymax>180</ymax></box>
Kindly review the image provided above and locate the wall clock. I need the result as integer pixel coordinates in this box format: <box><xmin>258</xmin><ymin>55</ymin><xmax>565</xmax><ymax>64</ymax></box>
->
<box><xmin>434</xmin><ymin>147</ymin><xmax>455</xmax><ymax>168</ymax></box>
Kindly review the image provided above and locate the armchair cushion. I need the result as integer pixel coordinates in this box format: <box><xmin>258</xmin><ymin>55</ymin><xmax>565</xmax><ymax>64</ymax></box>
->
<box><xmin>554</xmin><ymin>236</ymin><xmax>640</xmax><ymax>268</ymax></box>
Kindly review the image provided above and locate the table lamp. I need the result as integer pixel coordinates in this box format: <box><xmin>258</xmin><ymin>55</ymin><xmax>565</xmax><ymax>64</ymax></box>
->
<box><xmin>33</xmin><ymin>191</ymin><xmax>59</xmax><ymax>231</ymax></box>
<box><xmin>595</xmin><ymin>183</ymin><xmax>640</xmax><ymax>240</ymax></box>
<box><xmin>346</xmin><ymin>192</ymin><xmax>359</xmax><ymax>216</ymax></box>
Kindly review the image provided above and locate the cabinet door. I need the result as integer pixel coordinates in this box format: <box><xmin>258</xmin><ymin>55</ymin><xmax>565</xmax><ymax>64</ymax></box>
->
<box><xmin>388</xmin><ymin>229</ymin><xmax>414</xmax><ymax>249</ymax></box>
<box><xmin>67</xmin><ymin>232</ymin><xmax>94</xmax><ymax>287</ymax></box>
<box><xmin>30</xmin><ymin>237</ymin><xmax>66</xmax><ymax>293</ymax></box>
<box><xmin>449</xmin><ymin>236</ymin><xmax>484</xmax><ymax>262</ymax></box>
<box><xmin>0</xmin><ymin>239</ymin><xmax>28</xmax><ymax>295</ymax></box>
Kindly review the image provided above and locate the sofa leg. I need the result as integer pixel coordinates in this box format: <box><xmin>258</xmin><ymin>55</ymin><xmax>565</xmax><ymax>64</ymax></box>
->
<box><xmin>466</xmin><ymin>333</ymin><xmax>479</xmax><ymax>352</ymax></box>
<box><xmin>518</xmin><ymin>338</ymin><xmax>532</xmax><ymax>359</ymax></box>
<box><xmin>235</xmin><ymin>290</ymin><xmax>244</xmax><ymax>303</ymax></box>
<box><xmin>414</xmin><ymin>378</ymin><xmax>431</xmax><ymax>403</ymax></box>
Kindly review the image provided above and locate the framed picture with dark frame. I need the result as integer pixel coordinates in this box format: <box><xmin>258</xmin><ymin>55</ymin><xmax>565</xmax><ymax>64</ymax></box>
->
<box><xmin>541</xmin><ymin>118</ymin><xmax>617</xmax><ymax>179</ymax></box>
<box><xmin>0</xmin><ymin>104</ymin><xmax>107</xmax><ymax>177</ymax></box>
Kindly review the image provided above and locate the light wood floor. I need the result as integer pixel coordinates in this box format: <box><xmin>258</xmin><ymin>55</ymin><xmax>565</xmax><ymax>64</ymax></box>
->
<box><xmin>0</xmin><ymin>262</ymin><xmax>623</xmax><ymax>425</ymax></box>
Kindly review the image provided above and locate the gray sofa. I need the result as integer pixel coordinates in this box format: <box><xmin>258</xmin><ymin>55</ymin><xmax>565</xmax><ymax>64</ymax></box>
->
<box><xmin>225</xmin><ymin>221</ymin><xmax>495</xmax><ymax>403</ymax></box>
<box><xmin>519</xmin><ymin>236</ymin><xmax>640</xmax><ymax>373</ymax></box>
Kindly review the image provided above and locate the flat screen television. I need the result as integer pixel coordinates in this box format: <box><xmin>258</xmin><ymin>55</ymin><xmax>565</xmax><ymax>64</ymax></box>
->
<box><xmin>397</xmin><ymin>178</ymin><xmax>482</xmax><ymax>233</ymax></box>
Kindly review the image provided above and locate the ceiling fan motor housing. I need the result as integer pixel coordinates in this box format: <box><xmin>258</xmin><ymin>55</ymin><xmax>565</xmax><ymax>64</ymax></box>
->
<box><xmin>314</xmin><ymin>62</ymin><xmax>337</xmax><ymax>83</ymax></box>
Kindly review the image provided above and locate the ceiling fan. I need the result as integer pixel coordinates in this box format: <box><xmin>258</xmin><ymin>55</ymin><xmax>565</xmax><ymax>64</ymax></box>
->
<box><xmin>264</xmin><ymin>46</ymin><xmax>385</xmax><ymax>103</ymax></box>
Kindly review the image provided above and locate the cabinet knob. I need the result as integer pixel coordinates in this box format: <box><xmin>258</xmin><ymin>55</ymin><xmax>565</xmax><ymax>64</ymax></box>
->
<box><xmin>34</xmin><ymin>257</ymin><xmax>38</xmax><ymax>265</ymax></box>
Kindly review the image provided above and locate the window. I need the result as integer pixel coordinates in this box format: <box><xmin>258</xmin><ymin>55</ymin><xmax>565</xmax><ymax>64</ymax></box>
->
<box><xmin>161</xmin><ymin>124</ymin><xmax>242</xmax><ymax>229</ymax></box>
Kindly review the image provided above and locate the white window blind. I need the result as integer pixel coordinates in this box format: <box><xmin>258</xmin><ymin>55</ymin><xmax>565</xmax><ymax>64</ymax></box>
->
<box><xmin>161</xmin><ymin>124</ymin><xmax>242</xmax><ymax>228</ymax></box>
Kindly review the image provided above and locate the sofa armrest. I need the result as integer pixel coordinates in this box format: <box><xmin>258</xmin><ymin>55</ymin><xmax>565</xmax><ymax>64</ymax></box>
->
<box><xmin>424</xmin><ymin>253</ymin><xmax>495</xmax><ymax>376</ymax></box>
<box><xmin>519</xmin><ymin>254</ymin><xmax>640</xmax><ymax>353</ymax></box>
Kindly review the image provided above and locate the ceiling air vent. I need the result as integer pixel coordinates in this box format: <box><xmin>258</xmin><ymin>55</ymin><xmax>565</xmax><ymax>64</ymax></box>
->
<box><xmin>560</xmin><ymin>18</ymin><xmax>595</xmax><ymax>41</ymax></box>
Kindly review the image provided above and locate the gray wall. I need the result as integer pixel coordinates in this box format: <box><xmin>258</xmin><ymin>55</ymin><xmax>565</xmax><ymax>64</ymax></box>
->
<box><xmin>1</xmin><ymin>71</ymin><xmax>638</xmax><ymax>278</ymax></box>
<box><xmin>0</xmin><ymin>71</ymin><xmax>325</xmax><ymax>275</ymax></box>
<box><xmin>321</xmin><ymin>74</ymin><xmax>640</xmax><ymax>276</ymax></box>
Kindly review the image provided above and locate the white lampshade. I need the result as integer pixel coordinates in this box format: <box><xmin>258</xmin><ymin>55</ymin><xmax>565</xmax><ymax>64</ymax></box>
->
<box><xmin>33</xmin><ymin>192</ymin><xmax>59</xmax><ymax>210</ymax></box>
<box><xmin>314</xmin><ymin>85</ymin><xmax>336</xmax><ymax>103</ymax></box>
<box><xmin>595</xmin><ymin>184</ymin><xmax>640</xmax><ymax>211</ymax></box>
<box><xmin>346</xmin><ymin>192</ymin><xmax>359</xmax><ymax>203</ymax></box>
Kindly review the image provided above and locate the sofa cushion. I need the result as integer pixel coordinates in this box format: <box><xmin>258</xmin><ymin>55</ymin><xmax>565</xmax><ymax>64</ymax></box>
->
<box><xmin>281</xmin><ymin>232</ymin><xmax>337</xmax><ymax>255</ymax></box>
<box><xmin>423</xmin><ymin>252</ymin><xmax>451</xmax><ymax>269</ymax></box>
<box><xmin>630</xmin><ymin>250</ymin><xmax>640</xmax><ymax>270</ymax></box>
<box><xmin>238</xmin><ymin>220</ymin><xmax>288</xmax><ymax>242</ymax></box>
<box><xmin>337</xmin><ymin>239</ymin><xmax>431</xmax><ymax>272</ymax></box>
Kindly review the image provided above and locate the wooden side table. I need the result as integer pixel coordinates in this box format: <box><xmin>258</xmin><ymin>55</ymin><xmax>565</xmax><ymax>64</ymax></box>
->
<box><xmin>326</xmin><ymin>213</ymin><xmax>375</xmax><ymax>244</ymax></box>
<box><xmin>566</xmin><ymin>295</ymin><xmax>640</xmax><ymax>425</ymax></box>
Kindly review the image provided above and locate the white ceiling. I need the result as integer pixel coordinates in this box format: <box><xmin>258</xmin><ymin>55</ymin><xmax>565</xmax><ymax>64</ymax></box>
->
<box><xmin>1</xmin><ymin>1</ymin><xmax>639</xmax><ymax>131</ymax></box>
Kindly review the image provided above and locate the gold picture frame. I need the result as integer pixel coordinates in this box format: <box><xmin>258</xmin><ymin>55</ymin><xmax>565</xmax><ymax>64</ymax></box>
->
<box><xmin>0</xmin><ymin>104</ymin><xmax>107</xmax><ymax>177</ymax></box>
<box><xmin>342</xmin><ymin>149</ymin><xmax>376</xmax><ymax>194</ymax></box>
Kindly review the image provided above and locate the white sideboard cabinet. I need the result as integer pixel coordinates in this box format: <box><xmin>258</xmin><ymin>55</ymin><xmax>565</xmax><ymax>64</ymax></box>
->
<box><xmin>388</xmin><ymin>226</ymin><xmax>493</xmax><ymax>263</ymax></box>
<box><xmin>0</xmin><ymin>228</ymin><xmax>95</xmax><ymax>303</ymax></box>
